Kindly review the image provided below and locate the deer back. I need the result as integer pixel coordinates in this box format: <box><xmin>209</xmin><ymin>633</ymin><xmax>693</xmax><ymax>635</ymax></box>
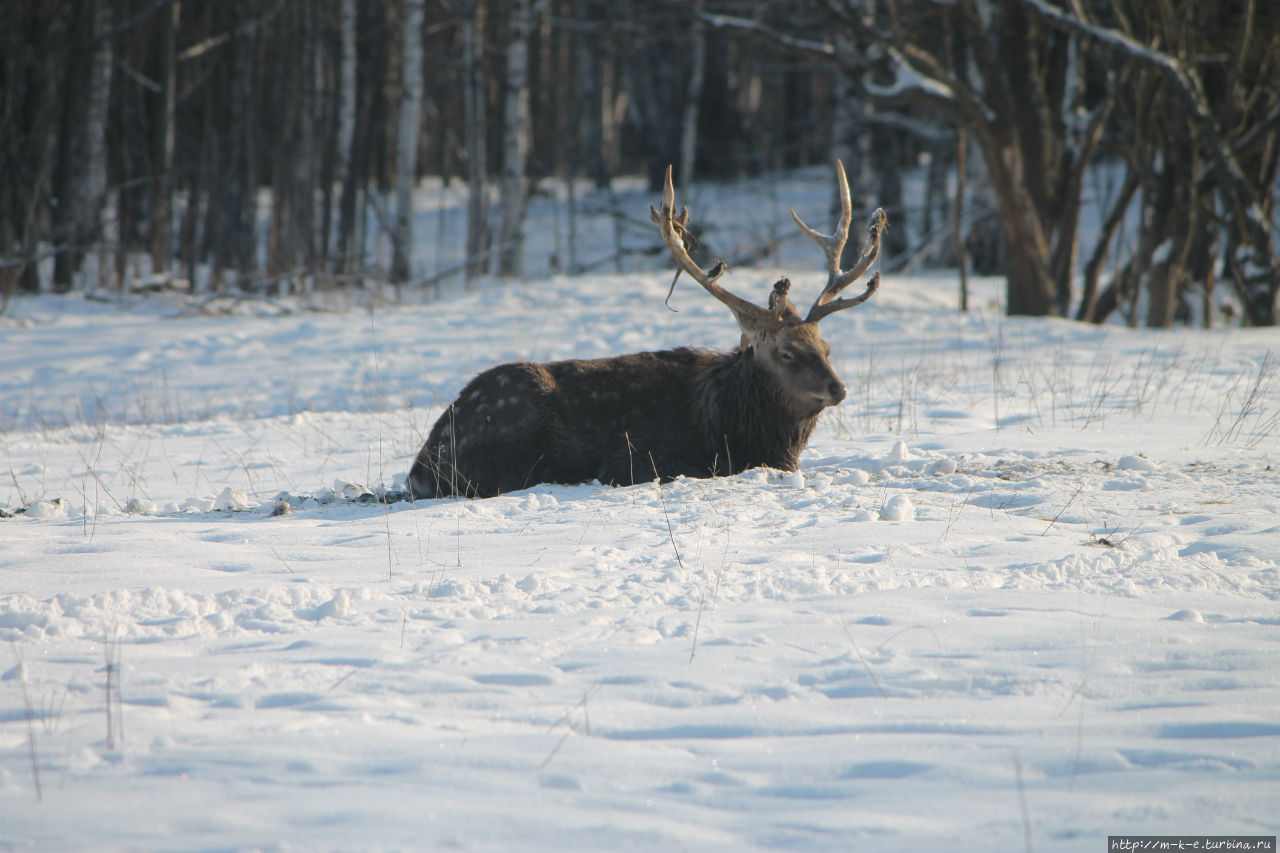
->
<box><xmin>408</xmin><ymin>161</ymin><xmax>885</xmax><ymax>499</ymax></box>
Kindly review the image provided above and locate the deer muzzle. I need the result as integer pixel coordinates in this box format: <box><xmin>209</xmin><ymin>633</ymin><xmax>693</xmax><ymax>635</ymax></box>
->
<box><xmin>815</xmin><ymin>380</ymin><xmax>846</xmax><ymax>407</ymax></box>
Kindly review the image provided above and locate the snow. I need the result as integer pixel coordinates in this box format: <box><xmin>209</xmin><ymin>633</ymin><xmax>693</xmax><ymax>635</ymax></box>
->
<box><xmin>3</xmin><ymin>242</ymin><xmax>1280</xmax><ymax>848</ymax></box>
<box><xmin>865</xmin><ymin>46</ymin><xmax>978</xmax><ymax>118</ymax></box>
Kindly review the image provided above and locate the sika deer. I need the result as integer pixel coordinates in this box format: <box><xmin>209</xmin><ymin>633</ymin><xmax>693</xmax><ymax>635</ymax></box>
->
<box><xmin>407</xmin><ymin>162</ymin><xmax>886</xmax><ymax>499</ymax></box>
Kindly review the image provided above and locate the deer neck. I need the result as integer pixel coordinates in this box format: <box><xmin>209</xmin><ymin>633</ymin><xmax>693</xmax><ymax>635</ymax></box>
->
<box><xmin>702</xmin><ymin>347</ymin><xmax>821</xmax><ymax>472</ymax></box>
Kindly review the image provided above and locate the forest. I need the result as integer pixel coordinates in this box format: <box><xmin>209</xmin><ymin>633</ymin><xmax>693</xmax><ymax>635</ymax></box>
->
<box><xmin>2</xmin><ymin>0</ymin><xmax>1277</xmax><ymax>326</ymax></box>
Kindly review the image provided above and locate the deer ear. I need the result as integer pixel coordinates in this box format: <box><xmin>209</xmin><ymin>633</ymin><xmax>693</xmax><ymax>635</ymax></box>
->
<box><xmin>737</xmin><ymin>320</ymin><xmax>776</xmax><ymax>350</ymax></box>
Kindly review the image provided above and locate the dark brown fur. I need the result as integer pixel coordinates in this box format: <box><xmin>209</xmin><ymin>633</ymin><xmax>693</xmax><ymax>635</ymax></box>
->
<box><xmin>408</xmin><ymin>162</ymin><xmax>883</xmax><ymax>500</ymax></box>
<box><xmin>407</xmin><ymin>330</ymin><xmax>845</xmax><ymax>499</ymax></box>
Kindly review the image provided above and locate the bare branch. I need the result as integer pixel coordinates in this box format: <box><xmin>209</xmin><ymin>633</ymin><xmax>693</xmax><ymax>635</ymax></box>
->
<box><xmin>700</xmin><ymin>12</ymin><xmax>839</xmax><ymax>60</ymax></box>
<box><xmin>1020</xmin><ymin>0</ymin><xmax>1270</xmax><ymax>241</ymax></box>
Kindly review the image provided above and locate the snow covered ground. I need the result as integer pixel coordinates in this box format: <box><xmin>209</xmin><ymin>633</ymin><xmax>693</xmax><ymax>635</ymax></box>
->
<box><xmin>2</xmin><ymin>221</ymin><xmax>1279</xmax><ymax>849</ymax></box>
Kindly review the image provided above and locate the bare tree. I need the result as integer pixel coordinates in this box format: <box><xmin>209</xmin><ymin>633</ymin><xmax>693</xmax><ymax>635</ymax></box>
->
<box><xmin>678</xmin><ymin>0</ymin><xmax>707</xmax><ymax>188</ymax></box>
<box><xmin>460</xmin><ymin>0</ymin><xmax>491</xmax><ymax>281</ymax></box>
<box><xmin>496</xmin><ymin>0</ymin><xmax>547</xmax><ymax>278</ymax></box>
<box><xmin>574</xmin><ymin>0</ymin><xmax>610</xmax><ymax>189</ymax></box>
<box><xmin>333</xmin><ymin>0</ymin><xmax>358</xmax><ymax>275</ymax></box>
<box><xmin>1025</xmin><ymin>0</ymin><xmax>1279</xmax><ymax>326</ymax></box>
<box><xmin>8</xmin><ymin>0</ymin><xmax>1270</xmax><ymax>326</ymax></box>
<box><xmin>151</xmin><ymin>0</ymin><xmax>180</xmax><ymax>279</ymax></box>
<box><xmin>391</xmin><ymin>0</ymin><xmax>426</xmax><ymax>283</ymax></box>
<box><xmin>707</xmin><ymin>3</ymin><xmax>1106</xmax><ymax>313</ymax></box>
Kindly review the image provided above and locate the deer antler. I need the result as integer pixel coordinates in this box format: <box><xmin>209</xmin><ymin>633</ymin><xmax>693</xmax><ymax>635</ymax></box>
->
<box><xmin>791</xmin><ymin>160</ymin><xmax>887</xmax><ymax>324</ymax></box>
<box><xmin>650</xmin><ymin>165</ymin><xmax>776</xmax><ymax>329</ymax></box>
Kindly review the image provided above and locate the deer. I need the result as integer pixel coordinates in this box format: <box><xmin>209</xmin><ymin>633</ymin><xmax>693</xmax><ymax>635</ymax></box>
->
<box><xmin>406</xmin><ymin>161</ymin><xmax>886</xmax><ymax>499</ymax></box>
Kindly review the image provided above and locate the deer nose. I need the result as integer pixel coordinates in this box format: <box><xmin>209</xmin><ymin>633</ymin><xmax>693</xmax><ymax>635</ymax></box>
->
<box><xmin>828</xmin><ymin>381</ymin><xmax>846</xmax><ymax>404</ymax></box>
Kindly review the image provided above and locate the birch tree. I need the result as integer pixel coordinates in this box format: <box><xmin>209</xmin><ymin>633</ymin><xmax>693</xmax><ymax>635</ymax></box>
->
<box><xmin>574</xmin><ymin>0</ymin><xmax>609</xmax><ymax>189</ymax></box>
<box><xmin>460</xmin><ymin>0</ymin><xmax>490</xmax><ymax>281</ymax></box>
<box><xmin>496</xmin><ymin>0</ymin><xmax>551</xmax><ymax>279</ymax></box>
<box><xmin>267</xmin><ymin>0</ymin><xmax>318</xmax><ymax>281</ymax></box>
<box><xmin>151</xmin><ymin>0</ymin><xmax>180</xmax><ymax>279</ymax></box>
<box><xmin>678</xmin><ymin>1</ymin><xmax>707</xmax><ymax>188</ymax></box>
<box><xmin>81</xmin><ymin>0</ymin><xmax>113</xmax><ymax>290</ymax></box>
<box><xmin>49</xmin><ymin>0</ymin><xmax>113</xmax><ymax>291</ymax></box>
<box><xmin>391</xmin><ymin>0</ymin><xmax>426</xmax><ymax>283</ymax></box>
<box><xmin>334</xmin><ymin>0</ymin><xmax>358</xmax><ymax>274</ymax></box>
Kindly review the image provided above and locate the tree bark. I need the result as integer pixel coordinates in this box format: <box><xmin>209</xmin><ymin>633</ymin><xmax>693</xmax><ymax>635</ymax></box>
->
<box><xmin>574</xmin><ymin>0</ymin><xmax>609</xmax><ymax>189</ymax></box>
<box><xmin>497</xmin><ymin>0</ymin><xmax>549</xmax><ymax>279</ymax></box>
<box><xmin>461</xmin><ymin>0</ymin><xmax>490</xmax><ymax>281</ymax></box>
<box><xmin>983</xmin><ymin>125</ymin><xmax>1057</xmax><ymax>316</ymax></box>
<box><xmin>51</xmin><ymin>0</ymin><xmax>113</xmax><ymax>292</ymax></box>
<box><xmin>953</xmin><ymin>128</ymin><xmax>969</xmax><ymax>312</ymax></box>
<box><xmin>391</xmin><ymin>0</ymin><xmax>426</xmax><ymax>283</ymax></box>
<box><xmin>84</xmin><ymin>0</ymin><xmax>113</xmax><ymax>291</ymax></box>
<box><xmin>334</xmin><ymin>0</ymin><xmax>358</xmax><ymax>274</ymax></box>
<box><xmin>678</xmin><ymin>1</ymin><xmax>706</xmax><ymax>187</ymax></box>
<box><xmin>151</xmin><ymin>0</ymin><xmax>180</xmax><ymax>279</ymax></box>
<box><xmin>1078</xmin><ymin>167</ymin><xmax>1139</xmax><ymax>323</ymax></box>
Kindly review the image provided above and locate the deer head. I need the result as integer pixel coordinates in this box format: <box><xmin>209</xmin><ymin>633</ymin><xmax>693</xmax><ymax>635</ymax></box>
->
<box><xmin>649</xmin><ymin>161</ymin><xmax>887</xmax><ymax>415</ymax></box>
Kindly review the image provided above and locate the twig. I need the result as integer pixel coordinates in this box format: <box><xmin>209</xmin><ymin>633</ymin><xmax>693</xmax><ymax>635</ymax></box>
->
<box><xmin>1042</xmin><ymin>479</ymin><xmax>1086</xmax><ymax>536</ymax></box>
<box><xmin>939</xmin><ymin>482</ymin><xmax>978</xmax><ymax>546</ymax></box>
<box><xmin>329</xmin><ymin>668</ymin><xmax>358</xmax><ymax>692</ymax></box>
<box><xmin>650</xmin><ymin>453</ymin><xmax>687</xmax><ymax>576</ymax></box>
<box><xmin>103</xmin><ymin>625</ymin><xmax>123</xmax><ymax>750</ymax></box>
<box><xmin>1014</xmin><ymin>749</ymin><xmax>1033</xmax><ymax>853</ymax></box>
<box><xmin>838</xmin><ymin>620</ymin><xmax>887</xmax><ymax>699</ymax></box>
<box><xmin>689</xmin><ymin>524</ymin><xmax>731</xmax><ymax>663</ymax></box>
<box><xmin>541</xmin><ymin>685</ymin><xmax>600</xmax><ymax>770</ymax></box>
<box><xmin>11</xmin><ymin>643</ymin><xmax>42</xmax><ymax>801</ymax></box>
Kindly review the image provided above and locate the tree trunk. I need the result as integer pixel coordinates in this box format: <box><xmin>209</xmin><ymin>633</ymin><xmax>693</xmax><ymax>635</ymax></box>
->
<box><xmin>953</xmin><ymin>128</ymin><xmax>969</xmax><ymax>312</ymax></box>
<box><xmin>1078</xmin><ymin>167</ymin><xmax>1139</xmax><ymax>323</ymax></box>
<box><xmin>335</xmin><ymin>0</ymin><xmax>358</xmax><ymax>274</ymax></box>
<box><xmin>151</xmin><ymin>0</ymin><xmax>180</xmax><ymax>279</ymax></box>
<box><xmin>497</xmin><ymin>0</ymin><xmax>541</xmax><ymax>279</ymax></box>
<box><xmin>391</xmin><ymin>0</ymin><xmax>425</xmax><ymax>283</ymax></box>
<box><xmin>574</xmin><ymin>0</ymin><xmax>608</xmax><ymax>189</ymax></box>
<box><xmin>267</xmin><ymin>0</ymin><xmax>317</xmax><ymax>284</ymax></box>
<box><xmin>84</xmin><ymin>0</ymin><xmax>113</xmax><ymax>291</ymax></box>
<box><xmin>52</xmin><ymin>0</ymin><xmax>113</xmax><ymax>292</ymax></box>
<box><xmin>829</xmin><ymin>52</ymin><xmax>857</xmax><ymax>169</ymax></box>
<box><xmin>617</xmin><ymin>0</ymin><xmax>680</xmax><ymax>192</ymax></box>
<box><xmin>212</xmin><ymin>0</ymin><xmax>258</xmax><ymax>285</ymax></box>
<box><xmin>872</xmin><ymin>124</ymin><xmax>907</xmax><ymax>258</ymax></box>
<box><xmin>51</xmin><ymin>4</ymin><xmax>90</xmax><ymax>292</ymax></box>
<box><xmin>678</xmin><ymin>1</ymin><xmax>706</xmax><ymax>187</ymax></box>
<box><xmin>984</xmin><ymin>130</ymin><xmax>1056</xmax><ymax>316</ymax></box>
<box><xmin>461</xmin><ymin>1</ymin><xmax>490</xmax><ymax>281</ymax></box>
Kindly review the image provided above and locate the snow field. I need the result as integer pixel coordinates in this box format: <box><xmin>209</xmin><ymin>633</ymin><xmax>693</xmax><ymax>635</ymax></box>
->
<box><xmin>2</xmin><ymin>269</ymin><xmax>1278</xmax><ymax>851</ymax></box>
